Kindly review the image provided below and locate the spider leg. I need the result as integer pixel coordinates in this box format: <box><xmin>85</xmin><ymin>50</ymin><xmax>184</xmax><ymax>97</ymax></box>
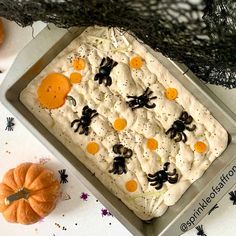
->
<box><xmin>163</xmin><ymin>162</ymin><xmax>170</xmax><ymax>171</ymax></box>
<box><xmin>185</xmin><ymin>115</ymin><xmax>193</xmax><ymax>124</ymax></box>
<box><xmin>127</xmin><ymin>100</ymin><xmax>134</xmax><ymax>107</ymax></box>
<box><xmin>127</xmin><ymin>95</ymin><xmax>136</xmax><ymax>99</ymax></box>
<box><xmin>94</xmin><ymin>73</ymin><xmax>100</xmax><ymax>81</ymax></box>
<box><xmin>109</xmin><ymin>164</ymin><xmax>117</xmax><ymax>174</ymax></box>
<box><xmin>106</xmin><ymin>57</ymin><xmax>112</xmax><ymax>67</ymax></box>
<box><xmin>112</xmin><ymin>61</ymin><xmax>118</xmax><ymax>68</ymax></box>
<box><xmin>74</xmin><ymin>123</ymin><xmax>82</xmax><ymax>133</ymax></box>
<box><xmin>150</xmin><ymin>181</ymin><xmax>160</xmax><ymax>186</ymax></box>
<box><xmin>186</xmin><ymin>124</ymin><xmax>196</xmax><ymax>131</ymax></box>
<box><xmin>142</xmin><ymin>88</ymin><xmax>150</xmax><ymax>96</ymax></box>
<box><xmin>100</xmin><ymin>57</ymin><xmax>106</xmax><ymax>66</ymax></box>
<box><xmin>91</xmin><ymin>112</ymin><xmax>98</xmax><ymax>119</ymax></box>
<box><xmin>84</xmin><ymin>105</ymin><xmax>90</xmax><ymax>110</ymax></box>
<box><xmin>124</xmin><ymin>149</ymin><xmax>133</xmax><ymax>158</ymax></box>
<box><xmin>83</xmin><ymin>127</ymin><xmax>89</xmax><ymax>135</ymax></box>
<box><xmin>147</xmin><ymin>173</ymin><xmax>159</xmax><ymax>179</ymax></box>
<box><xmin>168</xmin><ymin>174</ymin><xmax>178</xmax><ymax>184</ymax></box>
<box><xmin>167</xmin><ymin>168</ymin><xmax>177</xmax><ymax>176</ymax></box>
<box><xmin>105</xmin><ymin>76</ymin><xmax>112</xmax><ymax>86</ymax></box>
<box><xmin>71</xmin><ymin>119</ymin><xmax>80</xmax><ymax>128</ymax></box>
<box><xmin>132</xmin><ymin>105</ymin><xmax>143</xmax><ymax>110</ymax></box>
<box><xmin>113</xmin><ymin>144</ymin><xmax>123</xmax><ymax>154</ymax></box>
<box><xmin>149</xmin><ymin>96</ymin><xmax>157</xmax><ymax>100</ymax></box>
<box><xmin>99</xmin><ymin>76</ymin><xmax>104</xmax><ymax>84</ymax></box>
<box><xmin>165</xmin><ymin>127</ymin><xmax>174</xmax><ymax>136</ymax></box>
<box><xmin>147</xmin><ymin>90</ymin><xmax>154</xmax><ymax>96</ymax></box>
<box><xmin>145</xmin><ymin>103</ymin><xmax>156</xmax><ymax>109</ymax></box>
<box><xmin>174</xmin><ymin>132</ymin><xmax>182</xmax><ymax>142</ymax></box>
<box><xmin>155</xmin><ymin>182</ymin><xmax>163</xmax><ymax>190</ymax></box>
<box><xmin>182</xmin><ymin>132</ymin><xmax>187</xmax><ymax>143</ymax></box>
<box><xmin>179</xmin><ymin>111</ymin><xmax>188</xmax><ymax>121</ymax></box>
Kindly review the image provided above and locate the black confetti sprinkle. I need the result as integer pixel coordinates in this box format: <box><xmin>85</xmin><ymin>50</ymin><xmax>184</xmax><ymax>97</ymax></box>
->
<box><xmin>5</xmin><ymin>117</ymin><xmax>15</xmax><ymax>131</ymax></box>
<box><xmin>195</xmin><ymin>225</ymin><xmax>207</xmax><ymax>236</ymax></box>
<box><xmin>66</xmin><ymin>95</ymin><xmax>77</xmax><ymax>106</ymax></box>
<box><xmin>58</xmin><ymin>169</ymin><xmax>68</xmax><ymax>184</ymax></box>
<box><xmin>229</xmin><ymin>191</ymin><xmax>236</xmax><ymax>205</ymax></box>
<box><xmin>208</xmin><ymin>204</ymin><xmax>219</xmax><ymax>215</ymax></box>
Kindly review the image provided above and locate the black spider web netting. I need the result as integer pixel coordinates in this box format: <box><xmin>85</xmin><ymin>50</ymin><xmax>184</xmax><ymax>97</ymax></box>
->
<box><xmin>0</xmin><ymin>0</ymin><xmax>235</xmax><ymax>88</ymax></box>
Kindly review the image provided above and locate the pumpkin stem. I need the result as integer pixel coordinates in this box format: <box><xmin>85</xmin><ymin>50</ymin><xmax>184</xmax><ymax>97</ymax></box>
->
<box><xmin>5</xmin><ymin>188</ymin><xmax>30</xmax><ymax>205</ymax></box>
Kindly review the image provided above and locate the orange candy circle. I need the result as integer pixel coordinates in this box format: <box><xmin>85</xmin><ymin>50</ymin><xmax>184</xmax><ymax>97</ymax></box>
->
<box><xmin>37</xmin><ymin>73</ymin><xmax>71</xmax><ymax>109</ymax></box>
<box><xmin>70</xmin><ymin>72</ymin><xmax>82</xmax><ymax>84</ymax></box>
<box><xmin>194</xmin><ymin>141</ymin><xmax>207</xmax><ymax>153</ymax></box>
<box><xmin>165</xmin><ymin>88</ymin><xmax>178</xmax><ymax>100</ymax></box>
<box><xmin>113</xmin><ymin>118</ymin><xmax>127</xmax><ymax>131</ymax></box>
<box><xmin>72</xmin><ymin>58</ymin><xmax>86</xmax><ymax>70</ymax></box>
<box><xmin>129</xmin><ymin>56</ymin><xmax>143</xmax><ymax>69</ymax></box>
<box><xmin>125</xmin><ymin>180</ymin><xmax>138</xmax><ymax>192</ymax></box>
<box><xmin>86</xmin><ymin>142</ymin><xmax>100</xmax><ymax>155</ymax></box>
<box><xmin>147</xmin><ymin>138</ymin><xmax>158</xmax><ymax>151</ymax></box>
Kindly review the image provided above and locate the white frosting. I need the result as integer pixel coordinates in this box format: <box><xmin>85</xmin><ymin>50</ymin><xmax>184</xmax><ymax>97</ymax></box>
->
<box><xmin>20</xmin><ymin>26</ymin><xmax>228</xmax><ymax>220</ymax></box>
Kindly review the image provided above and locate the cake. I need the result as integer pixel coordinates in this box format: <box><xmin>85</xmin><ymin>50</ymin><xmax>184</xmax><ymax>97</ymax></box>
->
<box><xmin>20</xmin><ymin>26</ymin><xmax>228</xmax><ymax>220</ymax></box>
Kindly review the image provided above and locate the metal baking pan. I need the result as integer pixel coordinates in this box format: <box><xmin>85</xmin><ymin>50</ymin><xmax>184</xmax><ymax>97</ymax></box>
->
<box><xmin>1</xmin><ymin>24</ymin><xmax>236</xmax><ymax>236</ymax></box>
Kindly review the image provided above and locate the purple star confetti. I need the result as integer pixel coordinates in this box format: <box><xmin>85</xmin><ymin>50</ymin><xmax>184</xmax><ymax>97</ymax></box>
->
<box><xmin>80</xmin><ymin>192</ymin><xmax>89</xmax><ymax>201</ymax></box>
<box><xmin>101</xmin><ymin>208</ymin><xmax>113</xmax><ymax>217</ymax></box>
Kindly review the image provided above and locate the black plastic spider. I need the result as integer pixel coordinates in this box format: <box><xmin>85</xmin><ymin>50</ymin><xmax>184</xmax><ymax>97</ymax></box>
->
<box><xmin>165</xmin><ymin>111</ymin><xmax>196</xmax><ymax>142</ymax></box>
<box><xmin>195</xmin><ymin>225</ymin><xmax>207</xmax><ymax>236</ymax></box>
<box><xmin>5</xmin><ymin>117</ymin><xmax>15</xmax><ymax>131</ymax></box>
<box><xmin>126</xmin><ymin>88</ymin><xmax>157</xmax><ymax>110</ymax></box>
<box><xmin>94</xmin><ymin>57</ymin><xmax>118</xmax><ymax>86</ymax></box>
<box><xmin>109</xmin><ymin>144</ymin><xmax>133</xmax><ymax>175</ymax></box>
<box><xmin>58</xmin><ymin>169</ymin><xmax>68</xmax><ymax>184</ymax></box>
<box><xmin>71</xmin><ymin>105</ymin><xmax>98</xmax><ymax>135</ymax></box>
<box><xmin>147</xmin><ymin>162</ymin><xmax>178</xmax><ymax>190</ymax></box>
<box><xmin>229</xmin><ymin>190</ymin><xmax>236</xmax><ymax>205</ymax></box>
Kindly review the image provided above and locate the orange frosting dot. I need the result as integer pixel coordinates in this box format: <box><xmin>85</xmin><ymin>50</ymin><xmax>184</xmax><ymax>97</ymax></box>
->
<box><xmin>70</xmin><ymin>72</ymin><xmax>82</xmax><ymax>84</ymax></box>
<box><xmin>113</xmin><ymin>118</ymin><xmax>127</xmax><ymax>131</ymax></box>
<box><xmin>194</xmin><ymin>141</ymin><xmax>207</xmax><ymax>153</ymax></box>
<box><xmin>129</xmin><ymin>56</ymin><xmax>143</xmax><ymax>69</ymax></box>
<box><xmin>147</xmin><ymin>138</ymin><xmax>158</xmax><ymax>151</ymax></box>
<box><xmin>165</xmin><ymin>88</ymin><xmax>178</xmax><ymax>100</ymax></box>
<box><xmin>72</xmin><ymin>58</ymin><xmax>86</xmax><ymax>70</ymax></box>
<box><xmin>86</xmin><ymin>142</ymin><xmax>100</xmax><ymax>155</ymax></box>
<box><xmin>37</xmin><ymin>73</ymin><xmax>71</xmax><ymax>109</ymax></box>
<box><xmin>125</xmin><ymin>180</ymin><xmax>138</xmax><ymax>192</ymax></box>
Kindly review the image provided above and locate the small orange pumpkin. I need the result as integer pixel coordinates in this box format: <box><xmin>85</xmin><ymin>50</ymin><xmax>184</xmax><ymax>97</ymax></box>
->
<box><xmin>0</xmin><ymin>162</ymin><xmax>60</xmax><ymax>224</ymax></box>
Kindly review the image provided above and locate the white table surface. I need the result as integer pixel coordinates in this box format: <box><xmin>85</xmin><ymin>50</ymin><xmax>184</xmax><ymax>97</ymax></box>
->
<box><xmin>0</xmin><ymin>19</ymin><xmax>236</xmax><ymax>236</ymax></box>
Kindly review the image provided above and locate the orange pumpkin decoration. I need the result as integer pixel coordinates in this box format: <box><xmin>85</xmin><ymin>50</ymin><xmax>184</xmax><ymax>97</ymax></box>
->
<box><xmin>0</xmin><ymin>18</ymin><xmax>4</xmax><ymax>45</ymax></box>
<box><xmin>0</xmin><ymin>163</ymin><xmax>60</xmax><ymax>224</ymax></box>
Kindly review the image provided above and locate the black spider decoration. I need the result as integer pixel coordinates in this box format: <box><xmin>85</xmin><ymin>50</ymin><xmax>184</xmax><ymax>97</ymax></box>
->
<box><xmin>71</xmin><ymin>105</ymin><xmax>98</xmax><ymax>135</ymax></box>
<box><xmin>208</xmin><ymin>204</ymin><xmax>219</xmax><ymax>215</ymax></box>
<box><xmin>195</xmin><ymin>225</ymin><xmax>207</xmax><ymax>236</ymax></box>
<box><xmin>166</xmin><ymin>111</ymin><xmax>196</xmax><ymax>143</ymax></box>
<box><xmin>109</xmin><ymin>144</ymin><xmax>133</xmax><ymax>175</ymax></box>
<box><xmin>58</xmin><ymin>169</ymin><xmax>68</xmax><ymax>184</ymax></box>
<box><xmin>229</xmin><ymin>190</ymin><xmax>236</xmax><ymax>205</ymax></box>
<box><xmin>94</xmin><ymin>57</ymin><xmax>118</xmax><ymax>86</ymax></box>
<box><xmin>126</xmin><ymin>88</ymin><xmax>157</xmax><ymax>110</ymax></box>
<box><xmin>147</xmin><ymin>162</ymin><xmax>178</xmax><ymax>190</ymax></box>
<box><xmin>5</xmin><ymin>117</ymin><xmax>15</xmax><ymax>131</ymax></box>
